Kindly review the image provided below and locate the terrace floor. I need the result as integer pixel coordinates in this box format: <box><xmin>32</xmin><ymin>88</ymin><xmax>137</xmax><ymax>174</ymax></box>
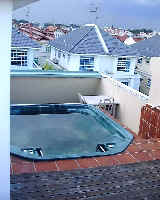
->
<box><xmin>11</xmin><ymin>159</ymin><xmax>160</xmax><ymax>200</ymax></box>
<box><xmin>10</xmin><ymin>110</ymin><xmax>160</xmax><ymax>175</ymax></box>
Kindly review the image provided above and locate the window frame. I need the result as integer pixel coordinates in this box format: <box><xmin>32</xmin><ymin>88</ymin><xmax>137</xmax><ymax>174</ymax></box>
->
<box><xmin>117</xmin><ymin>57</ymin><xmax>131</xmax><ymax>72</ymax></box>
<box><xmin>80</xmin><ymin>56</ymin><xmax>94</xmax><ymax>71</ymax></box>
<box><xmin>11</xmin><ymin>48</ymin><xmax>28</xmax><ymax>67</ymax></box>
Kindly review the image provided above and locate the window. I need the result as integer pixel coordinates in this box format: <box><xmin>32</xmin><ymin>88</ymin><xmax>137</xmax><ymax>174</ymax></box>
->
<box><xmin>121</xmin><ymin>82</ymin><xmax>129</xmax><ymax>86</ymax></box>
<box><xmin>11</xmin><ymin>49</ymin><xmax>28</xmax><ymax>66</ymax></box>
<box><xmin>117</xmin><ymin>57</ymin><xmax>131</xmax><ymax>72</ymax></box>
<box><xmin>147</xmin><ymin>78</ymin><xmax>151</xmax><ymax>88</ymax></box>
<box><xmin>80</xmin><ymin>56</ymin><xmax>94</xmax><ymax>71</ymax></box>
<box><xmin>146</xmin><ymin>57</ymin><xmax>151</xmax><ymax>64</ymax></box>
<box><xmin>137</xmin><ymin>58</ymin><xmax>143</xmax><ymax>64</ymax></box>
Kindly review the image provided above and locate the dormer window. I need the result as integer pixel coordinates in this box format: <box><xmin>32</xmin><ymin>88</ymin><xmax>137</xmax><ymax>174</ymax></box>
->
<box><xmin>117</xmin><ymin>57</ymin><xmax>130</xmax><ymax>72</ymax></box>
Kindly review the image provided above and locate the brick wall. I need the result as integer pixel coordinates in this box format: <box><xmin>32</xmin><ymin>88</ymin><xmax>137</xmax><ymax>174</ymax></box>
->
<box><xmin>139</xmin><ymin>104</ymin><xmax>160</xmax><ymax>139</ymax></box>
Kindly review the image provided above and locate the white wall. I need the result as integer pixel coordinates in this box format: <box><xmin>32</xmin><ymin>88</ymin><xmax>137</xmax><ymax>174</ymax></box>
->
<box><xmin>67</xmin><ymin>54</ymin><xmax>80</xmax><ymax>70</ymax></box>
<box><xmin>50</xmin><ymin>47</ymin><xmax>55</xmax><ymax>60</ymax></box>
<box><xmin>11</xmin><ymin>76</ymin><xmax>100</xmax><ymax>104</ymax></box>
<box><xmin>95</xmin><ymin>55</ymin><xmax>114</xmax><ymax>73</ymax></box>
<box><xmin>97</xmin><ymin>75</ymin><xmax>148</xmax><ymax>133</ymax></box>
<box><xmin>0</xmin><ymin>1</ymin><xmax>12</xmax><ymax>199</ymax></box>
<box><xmin>27</xmin><ymin>49</ymin><xmax>34</xmax><ymax>68</ymax></box>
<box><xmin>130</xmin><ymin>75</ymin><xmax>141</xmax><ymax>90</ymax></box>
<box><xmin>51</xmin><ymin>47</ymin><xmax>80</xmax><ymax>70</ymax></box>
<box><xmin>149</xmin><ymin>57</ymin><xmax>160</xmax><ymax>106</ymax></box>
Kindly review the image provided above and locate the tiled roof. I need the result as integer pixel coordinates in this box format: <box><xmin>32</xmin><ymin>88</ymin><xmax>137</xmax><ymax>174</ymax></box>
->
<box><xmin>99</xmin><ymin>29</ymin><xmax>138</xmax><ymax>56</ymax></box>
<box><xmin>12</xmin><ymin>28</ymin><xmax>41</xmax><ymax>48</ymax></box>
<box><xmin>133</xmin><ymin>38</ymin><xmax>144</xmax><ymax>42</ymax></box>
<box><xmin>114</xmin><ymin>34</ymin><xmax>128</xmax><ymax>42</ymax></box>
<box><xmin>50</xmin><ymin>25</ymin><xmax>138</xmax><ymax>56</ymax></box>
<box><xmin>130</xmin><ymin>35</ymin><xmax>160</xmax><ymax>57</ymax></box>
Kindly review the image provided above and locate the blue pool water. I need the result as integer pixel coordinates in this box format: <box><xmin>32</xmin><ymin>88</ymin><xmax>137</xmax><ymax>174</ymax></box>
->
<box><xmin>10</xmin><ymin>104</ymin><xmax>133</xmax><ymax>160</ymax></box>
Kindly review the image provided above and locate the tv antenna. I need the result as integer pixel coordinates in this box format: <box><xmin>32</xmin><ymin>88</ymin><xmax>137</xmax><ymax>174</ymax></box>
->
<box><xmin>25</xmin><ymin>7</ymin><xmax>31</xmax><ymax>22</ymax></box>
<box><xmin>88</xmin><ymin>3</ymin><xmax>100</xmax><ymax>24</ymax></box>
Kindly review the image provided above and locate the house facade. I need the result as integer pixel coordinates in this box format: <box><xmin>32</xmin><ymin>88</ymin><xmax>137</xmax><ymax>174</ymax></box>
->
<box><xmin>131</xmin><ymin>35</ymin><xmax>160</xmax><ymax>95</ymax></box>
<box><xmin>50</xmin><ymin>24</ymin><xmax>140</xmax><ymax>90</ymax></box>
<box><xmin>135</xmin><ymin>57</ymin><xmax>151</xmax><ymax>95</ymax></box>
<box><xmin>11</xmin><ymin>28</ymin><xmax>41</xmax><ymax>69</ymax></box>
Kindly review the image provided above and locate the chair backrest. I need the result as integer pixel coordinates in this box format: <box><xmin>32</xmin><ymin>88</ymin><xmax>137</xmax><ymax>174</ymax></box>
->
<box><xmin>77</xmin><ymin>93</ymin><xmax>87</xmax><ymax>104</ymax></box>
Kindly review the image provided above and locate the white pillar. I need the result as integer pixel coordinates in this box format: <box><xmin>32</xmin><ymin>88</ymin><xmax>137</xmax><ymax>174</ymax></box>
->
<box><xmin>0</xmin><ymin>0</ymin><xmax>12</xmax><ymax>199</ymax></box>
<box><xmin>28</xmin><ymin>49</ymin><xmax>34</xmax><ymax>68</ymax></box>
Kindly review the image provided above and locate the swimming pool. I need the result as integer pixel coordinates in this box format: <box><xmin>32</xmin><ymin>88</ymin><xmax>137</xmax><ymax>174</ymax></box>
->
<box><xmin>11</xmin><ymin>104</ymin><xmax>133</xmax><ymax>160</ymax></box>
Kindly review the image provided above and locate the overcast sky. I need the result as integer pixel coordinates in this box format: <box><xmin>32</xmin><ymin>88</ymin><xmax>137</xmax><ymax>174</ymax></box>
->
<box><xmin>13</xmin><ymin>0</ymin><xmax>160</xmax><ymax>30</ymax></box>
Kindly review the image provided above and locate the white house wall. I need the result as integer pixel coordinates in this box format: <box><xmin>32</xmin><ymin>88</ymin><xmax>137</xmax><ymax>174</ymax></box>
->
<box><xmin>51</xmin><ymin>47</ymin><xmax>137</xmax><ymax>75</ymax></box>
<box><xmin>50</xmin><ymin>47</ymin><xmax>139</xmax><ymax>89</ymax></box>
<box><xmin>27</xmin><ymin>49</ymin><xmax>34</xmax><ymax>68</ymax></box>
<box><xmin>130</xmin><ymin>75</ymin><xmax>141</xmax><ymax>90</ymax></box>
<box><xmin>94</xmin><ymin>55</ymin><xmax>114</xmax><ymax>73</ymax></box>
<box><xmin>50</xmin><ymin>47</ymin><xmax>55</xmax><ymax>60</ymax></box>
<box><xmin>66</xmin><ymin>54</ymin><xmax>80</xmax><ymax>71</ymax></box>
<box><xmin>51</xmin><ymin>48</ymin><xmax>80</xmax><ymax>71</ymax></box>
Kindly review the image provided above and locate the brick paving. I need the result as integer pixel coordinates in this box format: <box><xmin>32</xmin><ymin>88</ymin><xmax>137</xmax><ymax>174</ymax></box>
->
<box><xmin>11</xmin><ymin>160</ymin><xmax>160</xmax><ymax>200</ymax></box>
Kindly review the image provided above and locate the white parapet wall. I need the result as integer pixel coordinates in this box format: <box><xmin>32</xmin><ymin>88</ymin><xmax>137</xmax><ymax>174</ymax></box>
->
<box><xmin>97</xmin><ymin>74</ymin><xmax>149</xmax><ymax>134</ymax></box>
<box><xmin>11</xmin><ymin>72</ymin><xmax>101</xmax><ymax>104</ymax></box>
<box><xmin>149</xmin><ymin>57</ymin><xmax>160</xmax><ymax>106</ymax></box>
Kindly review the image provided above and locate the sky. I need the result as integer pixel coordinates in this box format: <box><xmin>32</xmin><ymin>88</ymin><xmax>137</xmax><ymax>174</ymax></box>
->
<box><xmin>13</xmin><ymin>0</ymin><xmax>160</xmax><ymax>30</ymax></box>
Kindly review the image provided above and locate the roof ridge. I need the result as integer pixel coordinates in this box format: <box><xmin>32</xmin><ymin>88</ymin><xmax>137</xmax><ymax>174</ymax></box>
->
<box><xmin>94</xmin><ymin>25</ymin><xmax>109</xmax><ymax>54</ymax></box>
<box><xmin>69</xmin><ymin>26</ymin><xmax>94</xmax><ymax>53</ymax></box>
